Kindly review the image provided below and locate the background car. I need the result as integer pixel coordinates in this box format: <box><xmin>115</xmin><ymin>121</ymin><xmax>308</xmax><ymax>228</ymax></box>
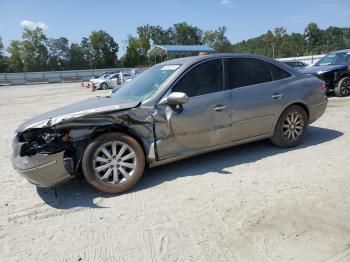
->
<box><xmin>91</xmin><ymin>71</ymin><xmax>118</xmax><ymax>79</ymax></box>
<box><xmin>90</xmin><ymin>72</ymin><xmax>134</xmax><ymax>90</ymax></box>
<box><xmin>12</xmin><ymin>54</ymin><xmax>327</xmax><ymax>194</ymax></box>
<box><xmin>299</xmin><ymin>49</ymin><xmax>350</xmax><ymax>96</ymax></box>
<box><xmin>283</xmin><ymin>61</ymin><xmax>308</xmax><ymax>70</ymax></box>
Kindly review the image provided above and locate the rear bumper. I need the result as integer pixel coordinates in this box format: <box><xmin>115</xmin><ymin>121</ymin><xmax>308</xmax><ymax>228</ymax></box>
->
<box><xmin>12</xmin><ymin>138</ymin><xmax>73</xmax><ymax>187</ymax></box>
<box><xmin>309</xmin><ymin>97</ymin><xmax>328</xmax><ymax>124</ymax></box>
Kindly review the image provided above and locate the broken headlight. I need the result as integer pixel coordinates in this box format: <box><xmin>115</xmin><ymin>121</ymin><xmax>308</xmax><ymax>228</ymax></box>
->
<box><xmin>20</xmin><ymin>130</ymin><xmax>68</xmax><ymax>156</ymax></box>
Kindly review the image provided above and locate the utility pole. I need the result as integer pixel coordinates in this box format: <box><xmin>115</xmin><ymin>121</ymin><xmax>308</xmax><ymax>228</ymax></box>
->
<box><xmin>272</xmin><ymin>43</ymin><xmax>276</xmax><ymax>59</ymax></box>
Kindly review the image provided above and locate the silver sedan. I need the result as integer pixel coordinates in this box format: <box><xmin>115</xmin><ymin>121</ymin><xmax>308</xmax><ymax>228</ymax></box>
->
<box><xmin>12</xmin><ymin>54</ymin><xmax>327</xmax><ymax>193</ymax></box>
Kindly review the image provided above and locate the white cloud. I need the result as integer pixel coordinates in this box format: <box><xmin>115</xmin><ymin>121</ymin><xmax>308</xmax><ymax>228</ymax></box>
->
<box><xmin>221</xmin><ymin>0</ymin><xmax>232</xmax><ymax>5</ymax></box>
<box><xmin>20</xmin><ymin>19</ymin><xmax>48</xmax><ymax>30</ymax></box>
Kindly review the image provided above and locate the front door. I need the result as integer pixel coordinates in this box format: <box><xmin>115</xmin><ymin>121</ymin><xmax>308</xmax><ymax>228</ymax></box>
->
<box><xmin>154</xmin><ymin>59</ymin><xmax>232</xmax><ymax>160</ymax></box>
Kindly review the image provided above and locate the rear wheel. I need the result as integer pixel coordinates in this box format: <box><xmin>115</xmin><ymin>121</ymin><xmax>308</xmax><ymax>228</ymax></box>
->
<box><xmin>335</xmin><ymin>77</ymin><xmax>350</xmax><ymax>97</ymax></box>
<box><xmin>82</xmin><ymin>132</ymin><xmax>145</xmax><ymax>193</ymax></box>
<box><xmin>271</xmin><ymin>105</ymin><xmax>308</xmax><ymax>148</ymax></box>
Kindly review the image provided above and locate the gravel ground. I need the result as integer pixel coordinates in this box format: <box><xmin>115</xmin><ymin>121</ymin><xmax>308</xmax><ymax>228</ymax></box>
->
<box><xmin>0</xmin><ymin>83</ymin><xmax>349</xmax><ymax>262</ymax></box>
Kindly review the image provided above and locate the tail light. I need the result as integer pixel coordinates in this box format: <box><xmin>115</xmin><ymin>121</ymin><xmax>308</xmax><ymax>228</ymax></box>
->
<box><xmin>320</xmin><ymin>81</ymin><xmax>327</xmax><ymax>92</ymax></box>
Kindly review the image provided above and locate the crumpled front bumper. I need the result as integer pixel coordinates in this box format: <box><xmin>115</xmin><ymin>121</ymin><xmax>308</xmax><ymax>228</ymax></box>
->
<box><xmin>11</xmin><ymin>136</ymin><xmax>73</xmax><ymax>187</ymax></box>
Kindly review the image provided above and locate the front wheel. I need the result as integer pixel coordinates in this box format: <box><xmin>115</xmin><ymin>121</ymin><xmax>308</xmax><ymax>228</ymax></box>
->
<box><xmin>82</xmin><ymin>132</ymin><xmax>145</xmax><ymax>193</ymax></box>
<box><xmin>100</xmin><ymin>82</ymin><xmax>108</xmax><ymax>90</ymax></box>
<box><xmin>335</xmin><ymin>77</ymin><xmax>350</xmax><ymax>97</ymax></box>
<box><xmin>271</xmin><ymin>105</ymin><xmax>308</xmax><ymax>148</ymax></box>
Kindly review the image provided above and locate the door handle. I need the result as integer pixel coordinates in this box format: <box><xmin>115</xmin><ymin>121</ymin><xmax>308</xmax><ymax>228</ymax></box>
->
<box><xmin>212</xmin><ymin>105</ymin><xmax>228</xmax><ymax>111</ymax></box>
<box><xmin>271</xmin><ymin>94</ymin><xmax>284</xmax><ymax>100</ymax></box>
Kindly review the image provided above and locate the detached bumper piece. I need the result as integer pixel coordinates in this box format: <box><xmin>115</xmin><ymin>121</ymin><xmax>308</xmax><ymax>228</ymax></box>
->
<box><xmin>12</xmin><ymin>139</ymin><xmax>73</xmax><ymax>187</ymax></box>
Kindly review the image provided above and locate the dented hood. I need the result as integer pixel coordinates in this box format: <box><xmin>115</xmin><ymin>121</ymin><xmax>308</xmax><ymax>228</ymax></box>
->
<box><xmin>299</xmin><ymin>64</ymin><xmax>347</xmax><ymax>75</ymax></box>
<box><xmin>17</xmin><ymin>96</ymin><xmax>140</xmax><ymax>132</ymax></box>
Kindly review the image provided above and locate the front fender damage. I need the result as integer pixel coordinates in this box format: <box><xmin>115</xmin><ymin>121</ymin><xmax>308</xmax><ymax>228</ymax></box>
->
<box><xmin>16</xmin><ymin>106</ymin><xmax>156</xmax><ymax>177</ymax></box>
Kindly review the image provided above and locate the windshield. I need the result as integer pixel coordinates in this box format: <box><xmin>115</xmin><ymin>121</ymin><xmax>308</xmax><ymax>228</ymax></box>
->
<box><xmin>111</xmin><ymin>64</ymin><xmax>181</xmax><ymax>101</ymax></box>
<box><xmin>316</xmin><ymin>52</ymin><xmax>350</xmax><ymax>66</ymax></box>
<box><xmin>284</xmin><ymin>61</ymin><xmax>297</xmax><ymax>68</ymax></box>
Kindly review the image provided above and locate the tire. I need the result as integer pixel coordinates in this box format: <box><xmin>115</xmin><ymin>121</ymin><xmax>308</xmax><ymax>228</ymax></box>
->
<box><xmin>100</xmin><ymin>82</ymin><xmax>108</xmax><ymax>90</ymax></box>
<box><xmin>82</xmin><ymin>132</ymin><xmax>145</xmax><ymax>193</ymax></box>
<box><xmin>270</xmin><ymin>105</ymin><xmax>308</xmax><ymax>148</ymax></box>
<box><xmin>334</xmin><ymin>77</ymin><xmax>350</xmax><ymax>97</ymax></box>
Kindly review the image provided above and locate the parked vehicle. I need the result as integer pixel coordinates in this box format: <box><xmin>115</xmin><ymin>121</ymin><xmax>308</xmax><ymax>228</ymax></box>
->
<box><xmin>299</xmin><ymin>49</ymin><xmax>350</xmax><ymax>96</ymax></box>
<box><xmin>91</xmin><ymin>72</ymin><xmax>117</xmax><ymax>79</ymax></box>
<box><xmin>283</xmin><ymin>61</ymin><xmax>308</xmax><ymax>70</ymax></box>
<box><xmin>12</xmin><ymin>54</ymin><xmax>327</xmax><ymax>193</ymax></box>
<box><xmin>90</xmin><ymin>73</ymin><xmax>134</xmax><ymax>90</ymax></box>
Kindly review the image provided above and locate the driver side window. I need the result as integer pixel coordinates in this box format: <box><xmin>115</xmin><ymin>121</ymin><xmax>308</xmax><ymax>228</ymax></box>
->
<box><xmin>173</xmin><ymin>59</ymin><xmax>223</xmax><ymax>97</ymax></box>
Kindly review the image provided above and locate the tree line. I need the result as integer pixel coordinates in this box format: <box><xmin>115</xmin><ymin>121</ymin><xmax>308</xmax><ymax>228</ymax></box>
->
<box><xmin>0</xmin><ymin>22</ymin><xmax>349</xmax><ymax>73</ymax></box>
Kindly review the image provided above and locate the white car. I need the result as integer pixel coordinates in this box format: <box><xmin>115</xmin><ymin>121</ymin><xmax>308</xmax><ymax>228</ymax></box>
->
<box><xmin>90</xmin><ymin>73</ymin><xmax>134</xmax><ymax>90</ymax></box>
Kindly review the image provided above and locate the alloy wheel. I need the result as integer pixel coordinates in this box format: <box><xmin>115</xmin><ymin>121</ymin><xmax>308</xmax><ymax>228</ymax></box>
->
<box><xmin>341</xmin><ymin>78</ymin><xmax>350</xmax><ymax>96</ymax></box>
<box><xmin>282</xmin><ymin>112</ymin><xmax>305</xmax><ymax>142</ymax></box>
<box><xmin>93</xmin><ymin>141</ymin><xmax>137</xmax><ymax>185</ymax></box>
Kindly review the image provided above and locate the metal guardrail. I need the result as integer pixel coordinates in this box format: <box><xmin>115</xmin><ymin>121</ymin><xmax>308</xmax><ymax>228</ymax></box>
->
<box><xmin>0</xmin><ymin>68</ymin><xmax>146</xmax><ymax>85</ymax></box>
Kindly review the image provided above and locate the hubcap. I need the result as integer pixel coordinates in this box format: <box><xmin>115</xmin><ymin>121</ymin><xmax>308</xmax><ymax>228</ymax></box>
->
<box><xmin>282</xmin><ymin>112</ymin><xmax>304</xmax><ymax>142</ymax></box>
<box><xmin>93</xmin><ymin>141</ymin><xmax>137</xmax><ymax>185</ymax></box>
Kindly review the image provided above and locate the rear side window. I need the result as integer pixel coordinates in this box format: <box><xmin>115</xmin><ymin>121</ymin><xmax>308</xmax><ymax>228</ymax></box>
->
<box><xmin>224</xmin><ymin>58</ymin><xmax>272</xmax><ymax>89</ymax></box>
<box><xmin>173</xmin><ymin>59</ymin><xmax>223</xmax><ymax>97</ymax></box>
<box><xmin>269</xmin><ymin>63</ymin><xmax>291</xmax><ymax>80</ymax></box>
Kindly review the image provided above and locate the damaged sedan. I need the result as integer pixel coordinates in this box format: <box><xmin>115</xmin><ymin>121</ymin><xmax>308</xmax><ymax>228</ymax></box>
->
<box><xmin>12</xmin><ymin>54</ymin><xmax>328</xmax><ymax>193</ymax></box>
<box><xmin>300</xmin><ymin>49</ymin><xmax>350</xmax><ymax>96</ymax></box>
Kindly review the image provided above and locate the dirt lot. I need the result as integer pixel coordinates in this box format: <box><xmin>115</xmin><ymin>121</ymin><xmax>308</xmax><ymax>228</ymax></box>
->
<box><xmin>0</xmin><ymin>83</ymin><xmax>349</xmax><ymax>262</ymax></box>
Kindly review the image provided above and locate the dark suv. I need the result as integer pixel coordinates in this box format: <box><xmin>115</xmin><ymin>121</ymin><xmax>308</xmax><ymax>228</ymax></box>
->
<box><xmin>300</xmin><ymin>49</ymin><xmax>350</xmax><ymax>96</ymax></box>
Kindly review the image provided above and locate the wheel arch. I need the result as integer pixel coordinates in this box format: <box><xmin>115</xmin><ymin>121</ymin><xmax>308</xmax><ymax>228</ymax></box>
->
<box><xmin>274</xmin><ymin>101</ymin><xmax>310</xmax><ymax>129</ymax></box>
<box><xmin>90</xmin><ymin>124</ymin><xmax>147</xmax><ymax>157</ymax></box>
<box><xmin>69</xmin><ymin>123</ymin><xmax>149</xmax><ymax>174</ymax></box>
<box><xmin>339</xmin><ymin>71</ymin><xmax>350</xmax><ymax>79</ymax></box>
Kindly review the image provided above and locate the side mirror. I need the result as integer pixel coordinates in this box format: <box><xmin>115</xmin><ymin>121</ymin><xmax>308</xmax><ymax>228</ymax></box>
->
<box><xmin>166</xmin><ymin>92</ymin><xmax>189</xmax><ymax>105</ymax></box>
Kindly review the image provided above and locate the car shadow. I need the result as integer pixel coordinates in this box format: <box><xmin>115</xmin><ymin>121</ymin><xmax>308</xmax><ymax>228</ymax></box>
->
<box><xmin>37</xmin><ymin>126</ymin><xmax>343</xmax><ymax>209</ymax></box>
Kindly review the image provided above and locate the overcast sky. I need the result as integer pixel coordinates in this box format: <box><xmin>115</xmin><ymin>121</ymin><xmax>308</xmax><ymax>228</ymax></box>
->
<box><xmin>1</xmin><ymin>0</ymin><xmax>349</xmax><ymax>55</ymax></box>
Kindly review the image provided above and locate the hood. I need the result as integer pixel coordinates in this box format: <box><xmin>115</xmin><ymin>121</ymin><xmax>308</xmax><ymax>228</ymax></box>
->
<box><xmin>299</xmin><ymin>64</ymin><xmax>347</xmax><ymax>75</ymax></box>
<box><xmin>17</xmin><ymin>96</ymin><xmax>140</xmax><ymax>132</ymax></box>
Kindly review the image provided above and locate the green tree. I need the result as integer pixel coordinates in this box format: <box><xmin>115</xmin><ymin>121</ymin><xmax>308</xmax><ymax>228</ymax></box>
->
<box><xmin>149</xmin><ymin>26</ymin><xmax>172</xmax><ymax>45</ymax></box>
<box><xmin>81</xmin><ymin>37</ymin><xmax>92</xmax><ymax>68</ymax></box>
<box><xmin>67</xmin><ymin>42</ymin><xmax>87</xmax><ymax>70</ymax></box>
<box><xmin>21</xmin><ymin>27</ymin><xmax>48</xmax><ymax>71</ymax></box>
<box><xmin>7</xmin><ymin>40</ymin><xmax>24</xmax><ymax>72</ymax></box>
<box><xmin>0</xmin><ymin>36</ymin><xmax>9</xmax><ymax>72</ymax></box>
<box><xmin>203</xmin><ymin>26</ymin><xmax>231</xmax><ymax>52</ymax></box>
<box><xmin>136</xmin><ymin>25</ymin><xmax>153</xmax><ymax>65</ymax></box>
<box><xmin>170</xmin><ymin>22</ymin><xmax>203</xmax><ymax>45</ymax></box>
<box><xmin>123</xmin><ymin>36</ymin><xmax>142</xmax><ymax>67</ymax></box>
<box><xmin>304</xmin><ymin>23</ymin><xmax>324</xmax><ymax>54</ymax></box>
<box><xmin>47</xmin><ymin>37</ymin><xmax>69</xmax><ymax>70</ymax></box>
<box><xmin>88</xmin><ymin>30</ymin><xmax>119</xmax><ymax>68</ymax></box>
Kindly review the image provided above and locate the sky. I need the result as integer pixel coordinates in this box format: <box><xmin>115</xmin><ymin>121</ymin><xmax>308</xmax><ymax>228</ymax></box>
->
<box><xmin>1</xmin><ymin>0</ymin><xmax>349</xmax><ymax>55</ymax></box>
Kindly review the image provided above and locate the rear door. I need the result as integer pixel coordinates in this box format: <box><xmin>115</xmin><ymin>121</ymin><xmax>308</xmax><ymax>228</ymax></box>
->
<box><xmin>224</xmin><ymin>58</ymin><xmax>291</xmax><ymax>141</ymax></box>
<box><xmin>154</xmin><ymin>59</ymin><xmax>232</xmax><ymax>160</ymax></box>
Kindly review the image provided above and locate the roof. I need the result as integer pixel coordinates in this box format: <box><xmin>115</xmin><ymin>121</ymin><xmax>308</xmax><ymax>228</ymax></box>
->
<box><xmin>155</xmin><ymin>53</ymin><xmax>302</xmax><ymax>75</ymax></box>
<box><xmin>147</xmin><ymin>45</ymin><xmax>215</xmax><ymax>56</ymax></box>
<box><xmin>332</xmin><ymin>49</ymin><xmax>350</xmax><ymax>53</ymax></box>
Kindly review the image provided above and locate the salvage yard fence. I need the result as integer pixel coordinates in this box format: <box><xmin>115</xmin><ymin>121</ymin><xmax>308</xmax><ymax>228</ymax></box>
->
<box><xmin>0</xmin><ymin>68</ymin><xmax>145</xmax><ymax>85</ymax></box>
<box><xmin>277</xmin><ymin>54</ymin><xmax>324</xmax><ymax>66</ymax></box>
